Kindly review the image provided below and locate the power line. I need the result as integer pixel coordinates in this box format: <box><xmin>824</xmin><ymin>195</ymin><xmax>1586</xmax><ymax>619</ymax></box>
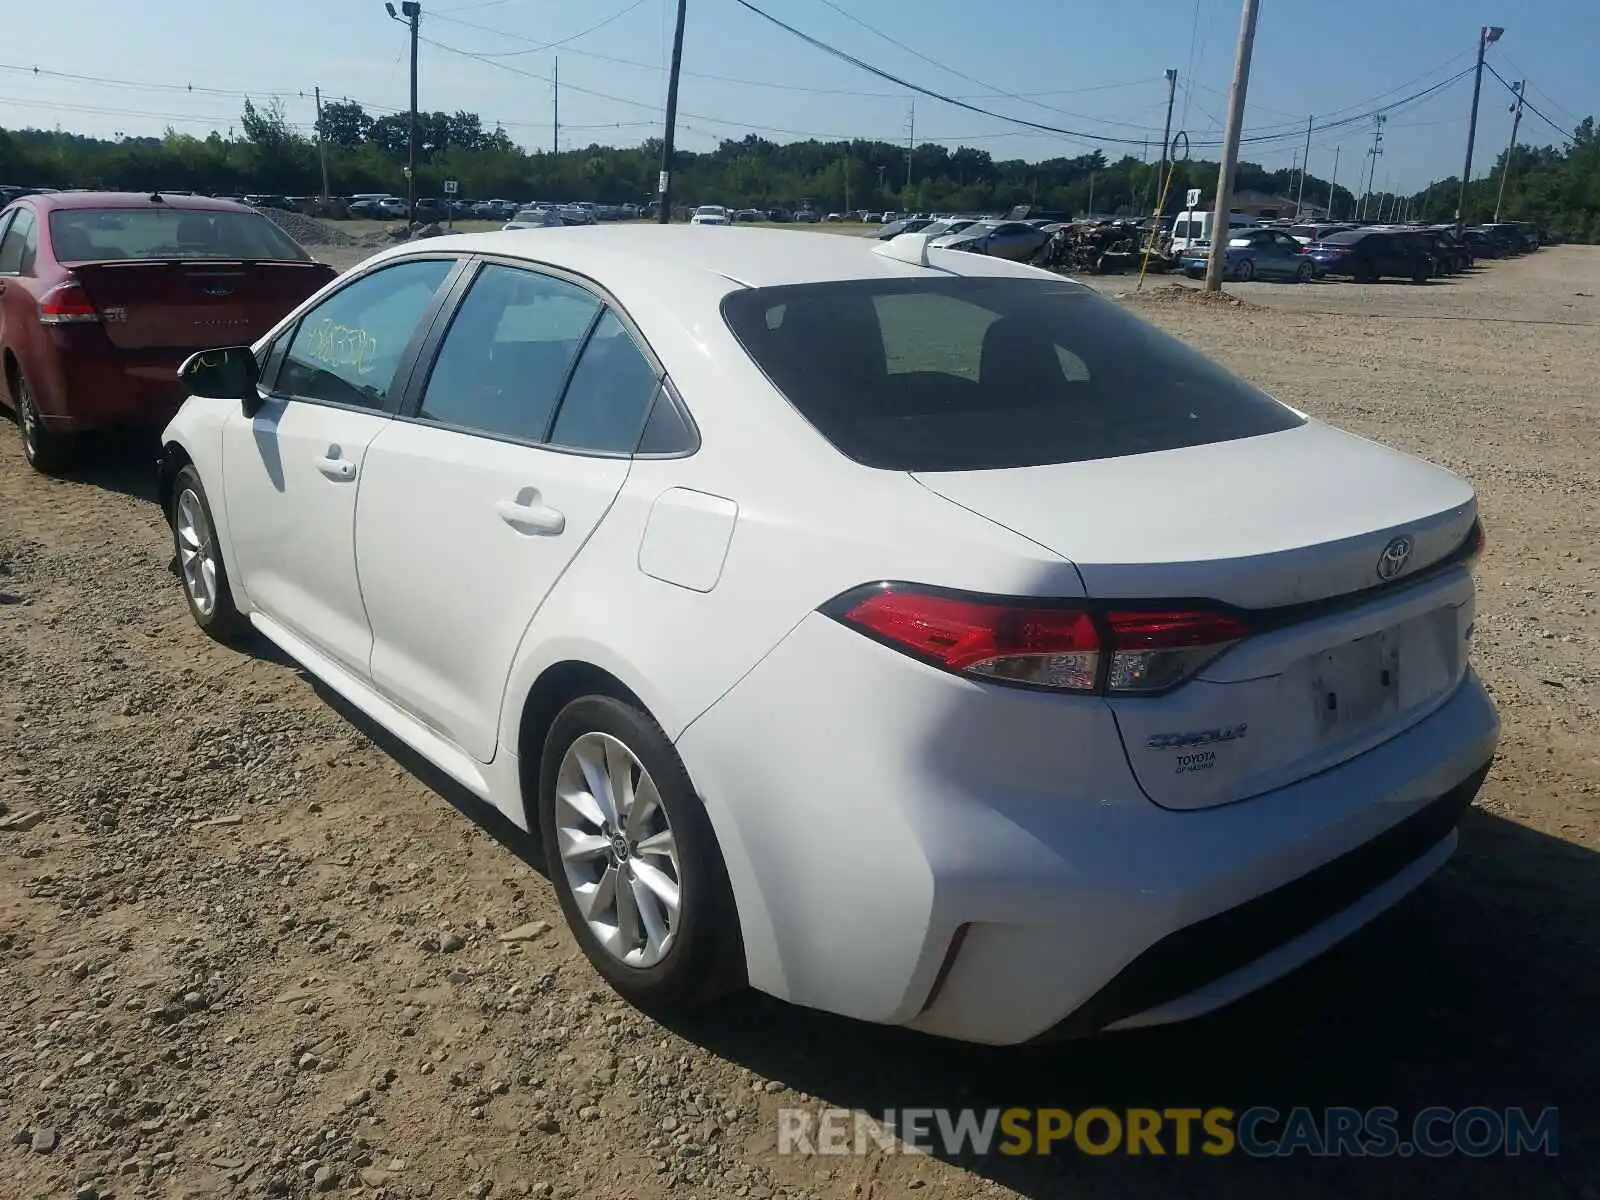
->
<box><xmin>1498</xmin><ymin>53</ymin><xmax>1588</xmax><ymax>131</ymax></box>
<box><xmin>1485</xmin><ymin>63</ymin><xmax>1575</xmax><ymax>145</ymax></box>
<box><xmin>427</xmin><ymin>0</ymin><xmax>648</xmax><ymax>58</ymax></box>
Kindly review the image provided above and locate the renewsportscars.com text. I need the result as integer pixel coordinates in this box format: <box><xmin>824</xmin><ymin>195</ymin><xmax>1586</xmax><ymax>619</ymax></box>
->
<box><xmin>777</xmin><ymin>1105</ymin><xmax>1559</xmax><ymax>1158</ymax></box>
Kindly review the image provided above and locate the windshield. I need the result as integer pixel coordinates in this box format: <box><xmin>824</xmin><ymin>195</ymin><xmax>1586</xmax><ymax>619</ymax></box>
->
<box><xmin>696</xmin><ymin>206</ymin><xmax>726</xmax><ymax>216</ymax></box>
<box><xmin>48</xmin><ymin>207</ymin><xmax>310</xmax><ymax>262</ymax></box>
<box><xmin>1172</xmin><ymin>218</ymin><xmax>1201</xmax><ymax>239</ymax></box>
<box><xmin>721</xmin><ymin>277</ymin><xmax>1303</xmax><ymax>472</ymax></box>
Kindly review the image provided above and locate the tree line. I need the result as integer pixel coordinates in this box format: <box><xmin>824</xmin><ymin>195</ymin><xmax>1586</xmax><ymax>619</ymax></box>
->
<box><xmin>1</xmin><ymin>97</ymin><xmax>1595</xmax><ymax>237</ymax></box>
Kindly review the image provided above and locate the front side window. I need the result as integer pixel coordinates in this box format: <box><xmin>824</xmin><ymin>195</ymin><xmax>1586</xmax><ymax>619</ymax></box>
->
<box><xmin>417</xmin><ymin>263</ymin><xmax>602</xmax><ymax>442</ymax></box>
<box><xmin>722</xmin><ymin>277</ymin><xmax>1304</xmax><ymax>472</ymax></box>
<box><xmin>277</xmin><ymin>258</ymin><xmax>454</xmax><ymax>410</ymax></box>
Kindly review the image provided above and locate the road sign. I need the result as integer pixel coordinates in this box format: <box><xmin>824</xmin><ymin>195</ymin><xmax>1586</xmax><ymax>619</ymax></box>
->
<box><xmin>1186</xmin><ymin>188</ymin><xmax>1202</xmax><ymax>208</ymax></box>
<box><xmin>444</xmin><ymin>179</ymin><xmax>458</xmax><ymax>195</ymax></box>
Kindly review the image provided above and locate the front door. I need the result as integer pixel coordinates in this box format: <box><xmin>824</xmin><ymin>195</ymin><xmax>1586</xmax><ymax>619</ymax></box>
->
<box><xmin>221</xmin><ymin>256</ymin><xmax>457</xmax><ymax>677</ymax></box>
<box><xmin>357</xmin><ymin>262</ymin><xmax>664</xmax><ymax>761</ymax></box>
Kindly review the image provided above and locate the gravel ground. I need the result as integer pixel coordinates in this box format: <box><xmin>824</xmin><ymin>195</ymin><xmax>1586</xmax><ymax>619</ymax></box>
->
<box><xmin>1</xmin><ymin>246</ymin><xmax>1597</xmax><ymax>1200</ymax></box>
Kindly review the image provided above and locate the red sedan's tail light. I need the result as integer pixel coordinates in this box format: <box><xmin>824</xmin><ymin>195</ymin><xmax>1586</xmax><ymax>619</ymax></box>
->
<box><xmin>826</xmin><ymin>585</ymin><xmax>1251</xmax><ymax>695</ymax></box>
<box><xmin>38</xmin><ymin>280</ymin><xmax>100</xmax><ymax>325</ymax></box>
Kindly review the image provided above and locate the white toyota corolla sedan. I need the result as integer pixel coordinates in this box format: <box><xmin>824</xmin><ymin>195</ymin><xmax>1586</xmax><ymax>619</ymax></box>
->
<box><xmin>159</xmin><ymin>226</ymin><xmax>1498</xmax><ymax>1044</ymax></box>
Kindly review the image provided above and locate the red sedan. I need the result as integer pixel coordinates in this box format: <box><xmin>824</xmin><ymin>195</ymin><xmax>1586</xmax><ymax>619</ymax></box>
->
<box><xmin>0</xmin><ymin>191</ymin><xmax>336</xmax><ymax>472</ymax></box>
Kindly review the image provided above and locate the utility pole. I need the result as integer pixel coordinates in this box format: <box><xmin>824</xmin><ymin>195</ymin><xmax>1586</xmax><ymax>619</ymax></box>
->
<box><xmin>384</xmin><ymin>3</ymin><xmax>422</xmax><ymax>223</ymax></box>
<box><xmin>313</xmin><ymin>87</ymin><xmax>331</xmax><ymax>203</ymax></box>
<box><xmin>1456</xmin><ymin>24</ymin><xmax>1505</xmax><ymax>233</ymax></box>
<box><xmin>904</xmin><ymin>103</ymin><xmax>915</xmax><ymax>192</ymax></box>
<box><xmin>1328</xmin><ymin>145</ymin><xmax>1340</xmax><ymax>219</ymax></box>
<box><xmin>553</xmin><ymin>57</ymin><xmax>559</xmax><ymax>155</ymax></box>
<box><xmin>1086</xmin><ymin>171</ymin><xmax>1095</xmax><ymax>217</ymax></box>
<box><xmin>656</xmin><ymin>0</ymin><xmax>688</xmax><ymax>223</ymax></box>
<box><xmin>843</xmin><ymin>154</ymin><xmax>850</xmax><ymax>216</ymax></box>
<box><xmin>1295</xmin><ymin>113</ymin><xmax>1312</xmax><ymax>216</ymax></box>
<box><xmin>1154</xmin><ymin>68</ymin><xmax>1178</xmax><ymax>218</ymax></box>
<box><xmin>1360</xmin><ymin>113</ymin><xmax>1385</xmax><ymax>220</ymax></box>
<box><xmin>1494</xmin><ymin>78</ymin><xmax>1524</xmax><ymax>222</ymax></box>
<box><xmin>1204</xmin><ymin>0</ymin><xmax>1261</xmax><ymax>292</ymax></box>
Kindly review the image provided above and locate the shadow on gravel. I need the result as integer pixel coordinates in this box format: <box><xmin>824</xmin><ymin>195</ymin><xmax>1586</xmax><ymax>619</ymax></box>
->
<box><xmin>57</xmin><ymin>432</ymin><xmax>162</xmax><ymax>506</ymax></box>
<box><xmin>655</xmin><ymin>809</ymin><xmax>1596</xmax><ymax>1200</ymax></box>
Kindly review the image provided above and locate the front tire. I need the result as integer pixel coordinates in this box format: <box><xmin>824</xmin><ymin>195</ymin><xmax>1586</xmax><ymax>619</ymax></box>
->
<box><xmin>12</xmin><ymin>372</ymin><xmax>71</xmax><ymax>474</ymax></box>
<box><xmin>1233</xmin><ymin>258</ymin><xmax>1255</xmax><ymax>282</ymax></box>
<box><xmin>171</xmin><ymin>465</ymin><xmax>246</xmax><ymax>642</ymax></box>
<box><xmin>539</xmin><ymin>695</ymin><xmax>743</xmax><ymax>1010</ymax></box>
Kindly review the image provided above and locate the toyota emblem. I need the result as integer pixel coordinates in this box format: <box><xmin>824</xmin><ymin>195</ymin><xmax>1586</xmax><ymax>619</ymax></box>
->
<box><xmin>1376</xmin><ymin>536</ymin><xmax>1414</xmax><ymax>581</ymax></box>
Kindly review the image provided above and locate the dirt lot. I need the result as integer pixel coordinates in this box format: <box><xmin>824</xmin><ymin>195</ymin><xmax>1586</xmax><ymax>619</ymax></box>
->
<box><xmin>2</xmin><ymin>244</ymin><xmax>1597</xmax><ymax>1200</ymax></box>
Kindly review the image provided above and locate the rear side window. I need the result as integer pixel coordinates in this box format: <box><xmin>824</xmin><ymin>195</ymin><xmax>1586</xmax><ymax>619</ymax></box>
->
<box><xmin>1321</xmin><ymin>230</ymin><xmax>1368</xmax><ymax>247</ymax></box>
<box><xmin>48</xmin><ymin>208</ymin><xmax>310</xmax><ymax>263</ymax></box>
<box><xmin>721</xmin><ymin>278</ymin><xmax>1303</xmax><ymax>472</ymax></box>
<box><xmin>418</xmin><ymin>263</ymin><xmax>602</xmax><ymax>442</ymax></box>
<box><xmin>0</xmin><ymin>209</ymin><xmax>34</xmax><ymax>274</ymax></box>
<box><xmin>549</xmin><ymin>310</ymin><xmax>662</xmax><ymax>453</ymax></box>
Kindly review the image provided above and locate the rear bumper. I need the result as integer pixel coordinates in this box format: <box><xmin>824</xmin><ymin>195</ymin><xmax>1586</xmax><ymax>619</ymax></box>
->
<box><xmin>676</xmin><ymin>612</ymin><xmax>1500</xmax><ymax>1045</ymax></box>
<box><xmin>41</xmin><ymin>335</ymin><xmax>187</xmax><ymax>432</ymax></box>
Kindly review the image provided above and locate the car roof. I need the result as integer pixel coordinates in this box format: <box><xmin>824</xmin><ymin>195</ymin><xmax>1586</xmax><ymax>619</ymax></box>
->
<box><xmin>375</xmin><ymin>225</ymin><xmax>1073</xmax><ymax>288</ymax></box>
<box><xmin>21</xmin><ymin>190</ymin><xmax>256</xmax><ymax>214</ymax></box>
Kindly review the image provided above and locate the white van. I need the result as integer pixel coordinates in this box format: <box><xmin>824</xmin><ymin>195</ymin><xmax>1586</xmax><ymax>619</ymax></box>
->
<box><xmin>1169</xmin><ymin>208</ymin><xmax>1260</xmax><ymax>253</ymax></box>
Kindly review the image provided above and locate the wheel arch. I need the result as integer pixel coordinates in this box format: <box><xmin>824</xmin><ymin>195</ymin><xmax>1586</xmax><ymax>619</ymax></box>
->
<box><xmin>156</xmin><ymin>440</ymin><xmax>195</xmax><ymax>525</ymax></box>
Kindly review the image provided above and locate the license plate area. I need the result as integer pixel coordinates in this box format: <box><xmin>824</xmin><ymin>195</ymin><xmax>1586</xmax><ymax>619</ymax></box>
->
<box><xmin>1313</xmin><ymin>627</ymin><xmax>1402</xmax><ymax>739</ymax></box>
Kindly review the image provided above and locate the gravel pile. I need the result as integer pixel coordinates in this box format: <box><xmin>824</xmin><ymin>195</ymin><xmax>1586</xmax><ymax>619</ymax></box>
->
<box><xmin>251</xmin><ymin>207</ymin><xmax>362</xmax><ymax>249</ymax></box>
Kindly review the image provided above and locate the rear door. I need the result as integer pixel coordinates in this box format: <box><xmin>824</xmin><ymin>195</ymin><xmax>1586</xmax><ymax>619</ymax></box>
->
<box><xmin>357</xmin><ymin>260</ymin><xmax>661</xmax><ymax>761</ymax></box>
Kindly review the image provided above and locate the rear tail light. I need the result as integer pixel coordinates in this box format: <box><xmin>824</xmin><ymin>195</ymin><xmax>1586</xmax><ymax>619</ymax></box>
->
<box><xmin>38</xmin><ymin>280</ymin><xmax>100</xmax><ymax>325</ymax></box>
<box><xmin>826</xmin><ymin>585</ymin><xmax>1249</xmax><ymax>695</ymax></box>
<box><xmin>1104</xmin><ymin>610</ymin><xmax>1250</xmax><ymax>693</ymax></box>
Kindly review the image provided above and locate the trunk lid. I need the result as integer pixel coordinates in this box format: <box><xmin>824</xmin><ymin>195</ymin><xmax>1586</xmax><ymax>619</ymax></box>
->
<box><xmin>70</xmin><ymin>260</ymin><xmax>334</xmax><ymax>351</ymax></box>
<box><xmin>913</xmin><ymin>421</ymin><xmax>1480</xmax><ymax>810</ymax></box>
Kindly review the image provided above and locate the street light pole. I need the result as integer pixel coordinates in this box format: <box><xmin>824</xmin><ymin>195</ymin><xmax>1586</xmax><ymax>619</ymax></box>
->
<box><xmin>385</xmin><ymin>2</ymin><xmax>422</xmax><ymax>224</ymax></box>
<box><xmin>1203</xmin><ymin>0</ymin><xmax>1261</xmax><ymax>293</ymax></box>
<box><xmin>657</xmin><ymin>0</ymin><xmax>688</xmax><ymax>223</ymax></box>
<box><xmin>1494</xmin><ymin>79</ymin><xmax>1525</xmax><ymax>222</ymax></box>
<box><xmin>1153</xmin><ymin>68</ymin><xmax>1178</xmax><ymax>218</ymax></box>
<box><xmin>1455</xmin><ymin>24</ymin><xmax>1504</xmax><ymax>234</ymax></box>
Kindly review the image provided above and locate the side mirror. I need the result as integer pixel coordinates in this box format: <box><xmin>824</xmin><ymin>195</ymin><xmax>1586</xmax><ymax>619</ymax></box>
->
<box><xmin>179</xmin><ymin>346</ymin><xmax>260</xmax><ymax>412</ymax></box>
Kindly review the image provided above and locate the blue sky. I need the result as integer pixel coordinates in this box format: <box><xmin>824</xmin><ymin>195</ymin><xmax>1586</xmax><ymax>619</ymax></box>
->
<box><xmin>3</xmin><ymin>0</ymin><xmax>1593</xmax><ymax>191</ymax></box>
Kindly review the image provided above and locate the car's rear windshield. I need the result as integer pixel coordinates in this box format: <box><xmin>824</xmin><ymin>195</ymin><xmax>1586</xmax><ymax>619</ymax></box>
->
<box><xmin>720</xmin><ymin>277</ymin><xmax>1304</xmax><ymax>472</ymax></box>
<box><xmin>48</xmin><ymin>207</ymin><xmax>310</xmax><ymax>263</ymax></box>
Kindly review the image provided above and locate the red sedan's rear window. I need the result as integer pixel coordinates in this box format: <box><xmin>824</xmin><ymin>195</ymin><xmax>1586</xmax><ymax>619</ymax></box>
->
<box><xmin>48</xmin><ymin>208</ymin><xmax>310</xmax><ymax>264</ymax></box>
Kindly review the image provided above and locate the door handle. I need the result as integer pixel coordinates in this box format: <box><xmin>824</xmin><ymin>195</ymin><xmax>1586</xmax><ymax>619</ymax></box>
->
<box><xmin>315</xmin><ymin>453</ymin><xmax>356</xmax><ymax>481</ymax></box>
<box><xmin>496</xmin><ymin>491</ymin><xmax>565</xmax><ymax>536</ymax></box>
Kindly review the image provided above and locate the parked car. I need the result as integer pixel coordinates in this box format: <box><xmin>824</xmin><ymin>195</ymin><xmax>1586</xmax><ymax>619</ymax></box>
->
<box><xmin>1459</xmin><ymin>228</ymin><xmax>1501</xmax><ymax>259</ymax></box>
<box><xmin>413</xmin><ymin>198</ymin><xmax>449</xmax><ymax>222</ymax></box>
<box><xmin>1425</xmin><ymin>227</ymin><xmax>1474</xmax><ymax>272</ymax></box>
<box><xmin>156</xmin><ymin>225</ymin><xmax>1497</xmax><ymax>1044</ymax></box>
<box><xmin>559</xmin><ymin>204</ymin><xmax>597</xmax><ymax>226</ymax></box>
<box><xmin>1179</xmin><ymin>227</ymin><xmax>1317</xmax><ymax>282</ymax></box>
<box><xmin>690</xmin><ymin>205</ymin><xmax>731</xmax><ymax>226</ymax></box>
<box><xmin>930</xmin><ymin>220</ymin><xmax>1051</xmax><ymax>262</ymax></box>
<box><xmin>1304</xmin><ymin>229</ymin><xmax>1434</xmax><ymax>283</ymax></box>
<box><xmin>874</xmin><ymin>217</ymin><xmax>935</xmax><ymax>240</ymax></box>
<box><xmin>503</xmin><ymin>207</ymin><xmax>564</xmax><ymax>231</ymax></box>
<box><xmin>0</xmin><ymin>190</ymin><xmax>335</xmax><ymax>471</ymax></box>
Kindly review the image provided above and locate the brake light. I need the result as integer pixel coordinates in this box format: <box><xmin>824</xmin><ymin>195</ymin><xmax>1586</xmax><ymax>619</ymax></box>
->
<box><xmin>836</xmin><ymin>589</ymin><xmax>1099</xmax><ymax>691</ymax></box>
<box><xmin>828</xmin><ymin>586</ymin><xmax>1251</xmax><ymax>695</ymax></box>
<box><xmin>1105</xmin><ymin>610</ymin><xmax>1250</xmax><ymax>693</ymax></box>
<box><xmin>38</xmin><ymin>280</ymin><xmax>100</xmax><ymax>325</ymax></box>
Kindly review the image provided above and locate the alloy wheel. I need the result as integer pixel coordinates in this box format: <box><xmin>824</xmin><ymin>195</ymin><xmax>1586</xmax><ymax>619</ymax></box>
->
<box><xmin>175</xmin><ymin>488</ymin><xmax>219</xmax><ymax>618</ymax></box>
<box><xmin>554</xmin><ymin>731</ymin><xmax>681</xmax><ymax>968</ymax></box>
<box><xmin>16</xmin><ymin>380</ymin><xmax>41</xmax><ymax>463</ymax></box>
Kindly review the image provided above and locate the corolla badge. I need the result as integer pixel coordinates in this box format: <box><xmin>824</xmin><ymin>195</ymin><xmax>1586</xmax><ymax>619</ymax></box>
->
<box><xmin>203</xmin><ymin>283</ymin><xmax>235</xmax><ymax>297</ymax></box>
<box><xmin>1376</xmin><ymin>535</ymin><xmax>1414</xmax><ymax>581</ymax></box>
<box><xmin>1146</xmin><ymin>724</ymin><xmax>1248</xmax><ymax>751</ymax></box>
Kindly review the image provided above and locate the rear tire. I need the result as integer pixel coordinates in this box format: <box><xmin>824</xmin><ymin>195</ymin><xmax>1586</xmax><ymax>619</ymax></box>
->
<box><xmin>1233</xmin><ymin>259</ymin><xmax>1255</xmax><ymax>282</ymax></box>
<box><xmin>171</xmin><ymin>465</ymin><xmax>246</xmax><ymax>642</ymax></box>
<box><xmin>539</xmin><ymin>695</ymin><xmax>744</xmax><ymax>1011</ymax></box>
<box><xmin>12</xmin><ymin>372</ymin><xmax>71</xmax><ymax>475</ymax></box>
<box><xmin>1295</xmin><ymin>260</ymin><xmax>1315</xmax><ymax>283</ymax></box>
